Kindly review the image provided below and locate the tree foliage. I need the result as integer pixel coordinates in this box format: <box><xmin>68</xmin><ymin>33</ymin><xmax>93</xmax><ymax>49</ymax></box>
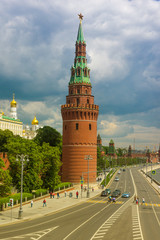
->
<box><xmin>0</xmin><ymin>127</ymin><xmax>62</xmax><ymax>195</ymax></box>
<box><xmin>34</xmin><ymin>126</ymin><xmax>62</xmax><ymax>149</ymax></box>
<box><xmin>0</xmin><ymin>158</ymin><xmax>12</xmax><ymax>197</ymax></box>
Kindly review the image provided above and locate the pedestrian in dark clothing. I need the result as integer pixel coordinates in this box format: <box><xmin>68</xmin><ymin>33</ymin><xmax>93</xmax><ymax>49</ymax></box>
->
<box><xmin>57</xmin><ymin>192</ymin><xmax>60</xmax><ymax>199</ymax></box>
<box><xmin>50</xmin><ymin>192</ymin><xmax>52</xmax><ymax>199</ymax></box>
<box><xmin>43</xmin><ymin>199</ymin><xmax>47</xmax><ymax>207</ymax></box>
<box><xmin>76</xmin><ymin>191</ymin><xmax>79</xmax><ymax>199</ymax></box>
<box><xmin>52</xmin><ymin>192</ymin><xmax>55</xmax><ymax>198</ymax></box>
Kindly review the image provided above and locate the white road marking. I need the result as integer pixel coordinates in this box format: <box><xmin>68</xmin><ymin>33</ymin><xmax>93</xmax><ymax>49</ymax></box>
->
<box><xmin>1</xmin><ymin>226</ymin><xmax>58</xmax><ymax>240</ymax></box>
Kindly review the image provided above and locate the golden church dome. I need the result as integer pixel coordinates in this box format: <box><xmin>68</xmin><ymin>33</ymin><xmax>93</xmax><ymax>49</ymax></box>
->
<box><xmin>32</xmin><ymin>116</ymin><xmax>39</xmax><ymax>125</ymax></box>
<box><xmin>10</xmin><ymin>94</ymin><xmax>17</xmax><ymax>107</ymax></box>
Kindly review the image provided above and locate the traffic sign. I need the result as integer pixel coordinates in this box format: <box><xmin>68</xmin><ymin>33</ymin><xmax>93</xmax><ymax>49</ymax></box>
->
<box><xmin>80</xmin><ymin>180</ymin><xmax>84</xmax><ymax>184</ymax></box>
<box><xmin>151</xmin><ymin>170</ymin><xmax>156</xmax><ymax>175</ymax></box>
<box><xmin>10</xmin><ymin>198</ymin><xmax>13</xmax><ymax>207</ymax></box>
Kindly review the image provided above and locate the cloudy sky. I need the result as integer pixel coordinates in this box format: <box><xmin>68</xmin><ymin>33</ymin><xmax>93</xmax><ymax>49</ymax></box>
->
<box><xmin>0</xmin><ymin>0</ymin><xmax>160</xmax><ymax>150</ymax></box>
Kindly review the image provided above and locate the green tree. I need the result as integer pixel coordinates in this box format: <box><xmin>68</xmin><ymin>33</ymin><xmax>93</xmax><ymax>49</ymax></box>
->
<box><xmin>0</xmin><ymin>129</ymin><xmax>13</xmax><ymax>152</ymax></box>
<box><xmin>6</xmin><ymin>137</ymin><xmax>43</xmax><ymax>192</ymax></box>
<box><xmin>41</xmin><ymin>143</ymin><xmax>61</xmax><ymax>191</ymax></box>
<box><xmin>34</xmin><ymin>126</ymin><xmax>62</xmax><ymax>149</ymax></box>
<box><xmin>0</xmin><ymin>158</ymin><xmax>12</xmax><ymax>197</ymax></box>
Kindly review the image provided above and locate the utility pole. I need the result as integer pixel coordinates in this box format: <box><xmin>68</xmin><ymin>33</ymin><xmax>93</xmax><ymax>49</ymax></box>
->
<box><xmin>84</xmin><ymin>155</ymin><xmax>93</xmax><ymax>198</ymax></box>
<box><xmin>16</xmin><ymin>154</ymin><xmax>29</xmax><ymax>219</ymax></box>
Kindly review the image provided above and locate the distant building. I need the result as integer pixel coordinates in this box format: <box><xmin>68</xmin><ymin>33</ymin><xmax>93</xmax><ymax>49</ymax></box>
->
<box><xmin>0</xmin><ymin>94</ymin><xmax>23</xmax><ymax>136</ymax></box>
<box><xmin>128</xmin><ymin>145</ymin><xmax>132</xmax><ymax>157</ymax></box>
<box><xmin>0</xmin><ymin>94</ymin><xmax>40</xmax><ymax>139</ymax></box>
<box><xmin>108</xmin><ymin>139</ymin><xmax>115</xmax><ymax>156</ymax></box>
<box><xmin>97</xmin><ymin>133</ymin><xmax>102</xmax><ymax>150</ymax></box>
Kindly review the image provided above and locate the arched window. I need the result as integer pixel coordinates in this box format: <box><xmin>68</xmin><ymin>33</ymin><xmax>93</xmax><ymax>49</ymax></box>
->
<box><xmin>87</xmin><ymin>99</ymin><xmax>89</xmax><ymax>104</ymax></box>
<box><xmin>85</xmin><ymin>90</ymin><xmax>87</xmax><ymax>94</ymax></box>
<box><xmin>84</xmin><ymin>68</ymin><xmax>87</xmax><ymax>77</ymax></box>
<box><xmin>77</xmin><ymin>68</ymin><xmax>81</xmax><ymax>76</ymax></box>
<box><xmin>77</xmin><ymin>98</ymin><xmax>79</xmax><ymax>106</ymax></box>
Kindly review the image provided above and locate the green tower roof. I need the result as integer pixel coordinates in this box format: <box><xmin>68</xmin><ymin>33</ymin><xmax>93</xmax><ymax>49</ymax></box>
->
<box><xmin>69</xmin><ymin>19</ymin><xmax>91</xmax><ymax>85</ymax></box>
<box><xmin>77</xmin><ymin>22</ymin><xmax>86</xmax><ymax>43</ymax></box>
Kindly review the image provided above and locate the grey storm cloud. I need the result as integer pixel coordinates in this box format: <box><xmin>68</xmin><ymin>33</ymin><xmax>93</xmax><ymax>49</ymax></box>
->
<box><xmin>0</xmin><ymin>0</ymin><xmax>160</xmax><ymax>148</ymax></box>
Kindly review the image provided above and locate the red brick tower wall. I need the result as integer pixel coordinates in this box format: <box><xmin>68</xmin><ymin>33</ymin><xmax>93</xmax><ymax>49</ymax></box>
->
<box><xmin>61</xmin><ymin>18</ymin><xmax>99</xmax><ymax>183</ymax></box>
<box><xmin>0</xmin><ymin>152</ymin><xmax>10</xmax><ymax>170</ymax></box>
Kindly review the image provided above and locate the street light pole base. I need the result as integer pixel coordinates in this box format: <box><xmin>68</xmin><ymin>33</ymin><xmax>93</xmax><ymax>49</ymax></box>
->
<box><xmin>18</xmin><ymin>209</ymin><xmax>23</xmax><ymax>219</ymax></box>
<box><xmin>87</xmin><ymin>190</ymin><xmax>90</xmax><ymax>198</ymax></box>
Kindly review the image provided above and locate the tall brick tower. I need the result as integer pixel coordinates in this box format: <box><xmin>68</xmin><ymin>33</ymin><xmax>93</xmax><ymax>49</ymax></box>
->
<box><xmin>61</xmin><ymin>14</ymin><xmax>99</xmax><ymax>183</ymax></box>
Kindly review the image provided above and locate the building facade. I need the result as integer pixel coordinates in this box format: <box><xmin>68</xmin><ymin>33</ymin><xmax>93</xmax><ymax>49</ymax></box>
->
<box><xmin>61</xmin><ymin>15</ymin><xmax>99</xmax><ymax>183</ymax></box>
<box><xmin>0</xmin><ymin>95</ymin><xmax>23</xmax><ymax>136</ymax></box>
<box><xmin>0</xmin><ymin>94</ymin><xmax>39</xmax><ymax>139</ymax></box>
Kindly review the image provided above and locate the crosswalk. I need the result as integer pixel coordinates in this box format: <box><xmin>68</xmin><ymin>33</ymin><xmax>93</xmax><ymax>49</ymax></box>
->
<box><xmin>87</xmin><ymin>200</ymin><xmax>160</xmax><ymax>207</ymax></box>
<box><xmin>87</xmin><ymin>200</ymin><xmax>123</xmax><ymax>204</ymax></box>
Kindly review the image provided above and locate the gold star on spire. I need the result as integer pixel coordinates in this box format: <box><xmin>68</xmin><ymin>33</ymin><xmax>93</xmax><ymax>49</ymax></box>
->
<box><xmin>78</xmin><ymin>13</ymin><xmax>83</xmax><ymax>23</ymax></box>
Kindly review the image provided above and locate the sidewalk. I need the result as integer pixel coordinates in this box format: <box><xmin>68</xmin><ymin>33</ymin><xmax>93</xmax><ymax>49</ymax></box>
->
<box><xmin>140</xmin><ymin>164</ymin><xmax>160</xmax><ymax>195</ymax></box>
<box><xmin>0</xmin><ymin>185</ymin><xmax>102</xmax><ymax>226</ymax></box>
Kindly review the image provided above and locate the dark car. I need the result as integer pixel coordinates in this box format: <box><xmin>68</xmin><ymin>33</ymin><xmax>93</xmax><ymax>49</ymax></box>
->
<box><xmin>111</xmin><ymin>191</ymin><xmax>119</xmax><ymax>197</ymax></box>
<box><xmin>123</xmin><ymin>169</ymin><xmax>126</xmax><ymax>172</ymax></box>
<box><xmin>114</xmin><ymin>189</ymin><xmax>121</xmax><ymax>195</ymax></box>
<box><xmin>105</xmin><ymin>188</ymin><xmax>111</xmax><ymax>194</ymax></box>
<box><xmin>101</xmin><ymin>190</ymin><xmax>108</xmax><ymax>197</ymax></box>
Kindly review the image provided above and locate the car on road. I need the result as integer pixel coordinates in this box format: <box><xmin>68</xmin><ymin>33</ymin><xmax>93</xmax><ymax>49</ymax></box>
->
<box><xmin>114</xmin><ymin>176</ymin><xmax>119</xmax><ymax>181</ymax></box>
<box><xmin>101</xmin><ymin>190</ymin><xmax>108</xmax><ymax>197</ymax></box>
<box><xmin>111</xmin><ymin>191</ymin><xmax>119</xmax><ymax>198</ymax></box>
<box><xmin>105</xmin><ymin>188</ymin><xmax>111</xmax><ymax>194</ymax></box>
<box><xmin>123</xmin><ymin>169</ymin><xmax>126</xmax><ymax>172</ymax></box>
<box><xmin>118</xmin><ymin>171</ymin><xmax>121</xmax><ymax>174</ymax></box>
<box><xmin>101</xmin><ymin>188</ymin><xmax>111</xmax><ymax>197</ymax></box>
<box><xmin>121</xmin><ymin>192</ymin><xmax>130</xmax><ymax>198</ymax></box>
<box><xmin>114</xmin><ymin>189</ymin><xmax>121</xmax><ymax>195</ymax></box>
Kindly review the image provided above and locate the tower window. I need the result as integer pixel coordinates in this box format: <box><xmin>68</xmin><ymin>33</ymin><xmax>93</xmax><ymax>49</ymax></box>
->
<box><xmin>71</xmin><ymin>90</ymin><xmax>73</xmax><ymax>94</ymax></box>
<box><xmin>87</xmin><ymin>99</ymin><xmax>89</xmax><ymax>104</ymax></box>
<box><xmin>89</xmin><ymin>124</ymin><xmax>91</xmax><ymax>130</ymax></box>
<box><xmin>77</xmin><ymin>98</ymin><xmax>79</xmax><ymax>106</ymax></box>
<box><xmin>77</xmin><ymin>67</ymin><xmax>81</xmax><ymax>76</ymax></box>
<box><xmin>77</xmin><ymin>89</ymin><xmax>80</xmax><ymax>94</ymax></box>
<box><xmin>85</xmin><ymin>90</ymin><xmax>87</xmax><ymax>94</ymax></box>
<box><xmin>76</xmin><ymin>123</ymin><xmax>79</xmax><ymax>130</ymax></box>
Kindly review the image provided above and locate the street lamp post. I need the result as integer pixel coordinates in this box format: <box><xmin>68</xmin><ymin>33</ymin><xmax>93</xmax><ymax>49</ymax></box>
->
<box><xmin>146</xmin><ymin>157</ymin><xmax>148</xmax><ymax>177</ymax></box>
<box><xmin>84</xmin><ymin>155</ymin><xmax>93</xmax><ymax>198</ymax></box>
<box><xmin>151</xmin><ymin>160</ymin><xmax>153</xmax><ymax>183</ymax></box>
<box><xmin>16</xmin><ymin>154</ymin><xmax>29</xmax><ymax>219</ymax></box>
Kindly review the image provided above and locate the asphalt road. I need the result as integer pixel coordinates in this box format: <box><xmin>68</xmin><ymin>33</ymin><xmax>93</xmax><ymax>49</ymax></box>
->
<box><xmin>0</xmin><ymin>167</ymin><xmax>159</xmax><ymax>240</ymax></box>
<box><xmin>132</xmin><ymin>167</ymin><xmax>160</xmax><ymax>240</ymax></box>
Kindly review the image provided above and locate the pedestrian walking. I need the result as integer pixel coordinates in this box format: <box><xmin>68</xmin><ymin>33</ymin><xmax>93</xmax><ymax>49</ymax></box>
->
<box><xmin>43</xmin><ymin>199</ymin><xmax>47</xmax><ymax>207</ymax></box>
<box><xmin>52</xmin><ymin>192</ymin><xmax>55</xmax><ymax>198</ymax></box>
<box><xmin>50</xmin><ymin>191</ymin><xmax>52</xmax><ymax>199</ymax></box>
<box><xmin>136</xmin><ymin>198</ymin><xmax>139</xmax><ymax>205</ymax></box>
<box><xmin>133</xmin><ymin>195</ymin><xmax>136</xmax><ymax>203</ymax></box>
<box><xmin>31</xmin><ymin>200</ymin><xmax>33</xmax><ymax>207</ymax></box>
<box><xmin>76</xmin><ymin>191</ymin><xmax>79</xmax><ymax>199</ymax></box>
<box><xmin>57</xmin><ymin>192</ymin><xmax>60</xmax><ymax>199</ymax></box>
<box><xmin>142</xmin><ymin>197</ymin><xmax>145</xmax><ymax>205</ymax></box>
<box><xmin>64</xmin><ymin>191</ymin><xmax>67</xmax><ymax>197</ymax></box>
<box><xmin>92</xmin><ymin>187</ymin><xmax>94</xmax><ymax>192</ymax></box>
